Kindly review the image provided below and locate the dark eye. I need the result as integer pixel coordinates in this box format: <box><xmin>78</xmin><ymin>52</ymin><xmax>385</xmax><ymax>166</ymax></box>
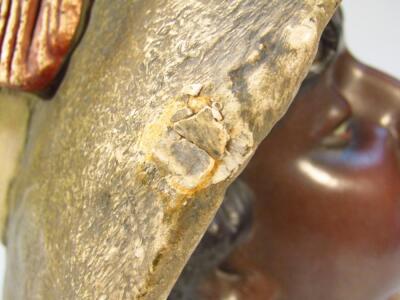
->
<box><xmin>307</xmin><ymin>8</ymin><xmax>343</xmax><ymax>78</ymax></box>
<box><xmin>216</xmin><ymin>260</ymin><xmax>243</xmax><ymax>281</ymax></box>
<box><xmin>320</xmin><ymin>118</ymin><xmax>353</xmax><ymax>148</ymax></box>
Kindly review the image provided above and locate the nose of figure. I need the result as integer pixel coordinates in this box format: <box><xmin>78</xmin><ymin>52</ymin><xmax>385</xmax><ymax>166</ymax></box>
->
<box><xmin>333</xmin><ymin>51</ymin><xmax>400</xmax><ymax>144</ymax></box>
<box><xmin>209</xmin><ymin>266</ymin><xmax>281</xmax><ymax>300</ymax></box>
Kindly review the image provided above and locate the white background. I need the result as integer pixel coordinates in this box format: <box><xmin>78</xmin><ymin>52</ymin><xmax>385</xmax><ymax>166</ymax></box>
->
<box><xmin>0</xmin><ymin>1</ymin><xmax>399</xmax><ymax>297</ymax></box>
<box><xmin>343</xmin><ymin>1</ymin><xmax>400</xmax><ymax>79</ymax></box>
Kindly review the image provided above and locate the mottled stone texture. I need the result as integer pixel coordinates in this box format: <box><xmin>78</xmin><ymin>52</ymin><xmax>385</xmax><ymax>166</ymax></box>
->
<box><xmin>3</xmin><ymin>0</ymin><xmax>339</xmax><ymax>299</ymax></box>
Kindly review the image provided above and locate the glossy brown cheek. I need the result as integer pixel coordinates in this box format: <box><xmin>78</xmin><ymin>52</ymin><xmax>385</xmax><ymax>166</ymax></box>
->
<box><xmin>291</xmin><ymin>121</ymin><xmax>400</xmax><ymax>252</ymax></box>
<box><xmin>242</xmin><ymin>117</ymin><xmax>400</xmax><ymax>256</ymax></box>
<box><xmin>0</xmin><ymin>0</ymin><xmax>83</xmax><ymax>91</ymax></box>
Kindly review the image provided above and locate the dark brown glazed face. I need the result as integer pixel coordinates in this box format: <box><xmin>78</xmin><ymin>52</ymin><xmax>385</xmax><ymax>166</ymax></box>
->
<box><xmin>195</xmin><ymin>49</ymin><xmax>400</xmax><ymax>300</ymax></box>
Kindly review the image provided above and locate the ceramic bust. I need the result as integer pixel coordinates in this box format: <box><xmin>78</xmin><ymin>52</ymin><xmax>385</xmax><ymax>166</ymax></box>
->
<box><xmin>0</xmin><ymin>1</ymin><xmax>338</xmax><ymax>299</ymax></box>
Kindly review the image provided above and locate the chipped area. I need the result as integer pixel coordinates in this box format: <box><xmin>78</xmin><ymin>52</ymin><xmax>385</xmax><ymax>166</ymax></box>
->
<box><xmin>212</xmin><ymin>129</ymin><xmax>254</xmax><ymax>184</ymax></box>
<box><xmin>229</xmin><ymin>130</ymin><xmax>253</xmax><ymax>156</ymax></box>
<box><xmin>173</xmin><ymin>106</ymin><xmax>229</xmax><ymax>159</ymax></box>
<box><xmin>171</xmin><ymin>108</ymin><xmax>194</xmax><ymax>122</ymax></box>
<box><xmin>211</xmin><ymin>103</ymin><xmax>223</xmax><ymax>121</ymax></box>
<box><xmin>152</xmin><ymin>94</ymin><xmax>253</xmax><ymax>190</ymax></box>
<box><xmin>187</xmin><ymin>96</ymin><xmax>211</xmax><ymax>113</ymax></box>
<box><xmin>153</xmin><ymin>135</ymin><xmax>215</xmax><ymax>191</ymax></box>
<box><xmin>138</xmin><ymin>98</ymin><xmax>187</xmax><ymax>157</ymax></box>
<box><xmin>182</xmin><ymin>83</ymin><xmax>203</xmax><ymax>96</ymax></box>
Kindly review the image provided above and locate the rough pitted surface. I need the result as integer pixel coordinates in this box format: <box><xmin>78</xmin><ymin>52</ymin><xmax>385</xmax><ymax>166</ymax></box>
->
<box><xmin>173</xmin><ymin>106</ymin><xmax>229</xmax><ymax>159</ymax></box>
<box><xmin>4</xmin><ymin>0</ymin><xmax>339</xmax><ymax>299</ymax></box>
